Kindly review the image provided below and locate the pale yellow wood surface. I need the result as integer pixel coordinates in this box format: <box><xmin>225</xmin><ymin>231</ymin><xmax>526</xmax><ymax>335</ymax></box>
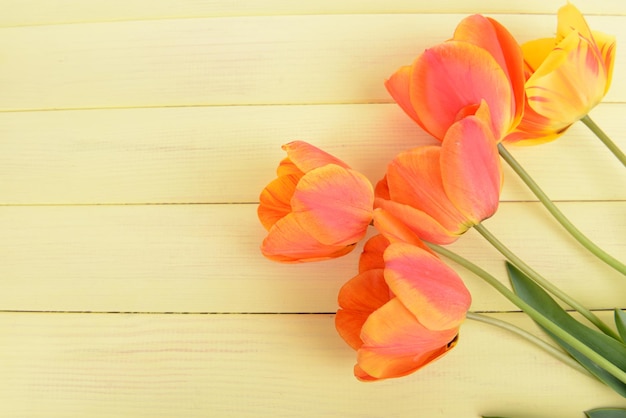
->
<box><xmin>1</xmin><ymin>1</ymin><xmax>625</xmax><ymax>417</ymax></box>
<box><xmin>1</xmin><ymin>14</ymin><xmax>626</xmax><ymax>111</ymax></box>
<box><xmin>0</xmin><ymin>312</ymin><xmax>623</xmax><ymax>418</ymax></box>
<box><xmin>1</xmin><ymin>202</ymin><xmax>624</xmax><ymax>313</ymax></box>
<box><xmin>0</xmin><ymin>104</ymin><xmax>624</xmax><ymax>205</ymax></box>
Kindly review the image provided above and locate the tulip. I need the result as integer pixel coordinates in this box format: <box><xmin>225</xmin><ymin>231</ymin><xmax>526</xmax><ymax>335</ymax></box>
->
<box><xmin>335</xmin><ymin>210</ymin><xmax>471</xmax><ymax>381</ymax></box>
<box><xmin>385</xmin><ymin>14</ymin><xmax>525</xmax><ymax>142</ymax></box>
<box><xmin>258</xmin><ymin>141</ymin><xmax>374</xmax><ymax>262</ymax></box>
<box><xmin>375</xmin><ymin>102</ymin><xmax>502</xmax><ymax>244</ymax></box>
<box><xmin>506</xmin><ymin>3</ymin><xmax>616</xmax><ymax>144</ymax></box>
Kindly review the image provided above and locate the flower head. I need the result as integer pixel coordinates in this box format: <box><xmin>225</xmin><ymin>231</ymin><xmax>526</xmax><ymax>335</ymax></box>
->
<box><xmin>258</xmin><ymin>141</ymin><xmax>374</xmax><ymax>262</ymax></box>
<box><xmin>385</xmin><ymin>14</ymin><xmax>525</xmax><ymax>142</ymax></box>
<box><xmin>506</xmin><ymin>3</ymin><xmax>616</xmax><ymax>144</ymax></box>
<box><xmin>374</xmin><ymin>102</ymin><xmax>502</xmax><ymax>244</ymax></box>
<box><xmin>335</xmin><ymin>210</ymin><xmax>471</xmax><ymax>381</ymax></box>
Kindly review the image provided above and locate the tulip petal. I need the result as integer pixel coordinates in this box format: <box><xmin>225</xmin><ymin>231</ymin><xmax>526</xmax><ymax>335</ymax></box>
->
<box><xmin>522</xmin><ymin>38</ymin><xmax>556</xmax><ymax>74</ymax></box>
<box><xmin>557</xmin><ymin>3</ymin><xmax>592</xmax><ymax>42</ymax></box>
<box><xmin>453</xmin><ymin>15</ymin><xmax>525</xmax><ymax>130</ymax></box>
<box><xmin>374</xmin><ymin>175</ymin><xmax>391</xmax><ymax>200</ymax></box>
<box><xmin>526</xmin><ymin>31</ymin><xmax>607</xmax><ymax>124</ymax></box>
<box><xmin>261</xmin><ymin>213</ymin><xmax>354</xmax><ymax>262</ymax></box>
<box><xmin>384</xmin><ymin>65</ymin><xmax>425</xmax><ymax>128</ymax></box>
<box><xmin>336</xmin><ymin>269</ymin><xmax>390</xmax><ymax>350</ymax></box>
<box><xmin>440</xmin><ymin>107</ymin><xmax>501</xmax><ymax>224</ymax></box>
<box><xmin>410</xmin><ymin>41</ymin><xmax>513</xmax><ymax>140</ymax></box>
<box><xmin>386</xmin><ymin>146</ymin><xmax>468</xmax><ymax>234</ymax></box>
<box><xmin>592</xmin><ymin>31</ymin><xmax>616</xmax><ymax>96</ymax></box>
<box><xmin>282</xmin><ymin>141</ymin><xmax>349</xmax><ymax>173</ymax></box>
<box><xmin>504</xmin><ymin>99</ymin><xmax>568</xmax><ymax>145</ymax></box>
<box><xmin>276</xmin><ymin>157</ymin><xmax>303</xmax><ymax>177</ymax></box>
<box><xmin>291</xmin><ymin>164</ymin><xmax>374</xmax><ymax>246</ymax></box>
<box><xmin>383</xmin><ymin>242</ymin><xmax>471</xmax><ymax>330</ymax></box>
<box><xmin>372</xmin><ymin>208</ymin><xmax>434</xmax><ymax>255</ymax></box>
<box><xmin>358</xmin><ymin>234</ymin><xmax>390</xmax><ymax>273</ymax></box>
<box><xmin>257</xmin><ymin>173</ymin><xmax>300</xmax><ymax>230</ymax></box>
<box><xmin>375</xmin><ymin>198</ymin><xmax>459</xmax><ymax>245</ymax></box>
<box><xmin>357</xmin><ymin>298</ymin><xmax>459</xmax><ymax>380</ymax></box>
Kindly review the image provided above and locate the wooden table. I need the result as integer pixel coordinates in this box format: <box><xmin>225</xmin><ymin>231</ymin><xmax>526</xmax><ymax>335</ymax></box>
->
<box><xmin>1</xmin><ymin>1</ymin><xmax>625</xmax><ymax>416</ymax></box>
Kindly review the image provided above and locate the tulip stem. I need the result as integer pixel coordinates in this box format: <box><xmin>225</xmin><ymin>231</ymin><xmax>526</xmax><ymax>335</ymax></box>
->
<box><xmin>430</xmin><ymin>244</ymin><xmax>626</xmax><ymax>385</ymax></box>
<box><xmin>498</xmin><ymin>143</ymin><xmax>626</xmax><ymax>276</ymax></box>
<box><xmin>580</xmin><ymin>114</ymin><xmax>626</xmax><ymax>166</ymax></box>
<box><xmin>465</xmin><ymin>312</ymin><xmax>589</xmax><ymax>376</ymax></box>
<box><xmin>473</xmin><ymin>223</ymin><xmax>620</xmax><ymax>339</ymax></box>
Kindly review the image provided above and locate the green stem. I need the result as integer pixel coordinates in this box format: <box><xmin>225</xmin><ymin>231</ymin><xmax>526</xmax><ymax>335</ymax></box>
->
<box><xmin>474</xmin><ymin>223</ymin><xmax>620</xmax><ymax>340</ymax></box>
<box><xmin>466</xmin><ymin>312</ymin><xmax>590</xmax><ymax>376</ymax></box>
<box><xmin>580</xmin><ymin>114</ymin><xmax>626</xmax><ymax>166</ymax></box>
<box><xmin>498</xmin><ymin>143</ymin><xmax>626</xmax><ymax>276</ymax></box>
<box><xmin>430</xmin><ymin>244</ymin><xmax>626</xmax><ymax>385</ymax></box>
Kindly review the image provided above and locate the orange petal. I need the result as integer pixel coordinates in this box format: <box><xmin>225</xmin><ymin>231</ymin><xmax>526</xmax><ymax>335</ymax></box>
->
<box><xmin>257</xmin><ymin>173</ymin><xmax>300</xmax><ymax>230</ymax></box>
<box><xmin>385</xmin><ymin>65</ymin><xmax>425</xmax><ymax>128</ymax></box>
<box><xmin>291</xmin><ymin>164</ymin><xmax>374</xmax><ymax>246</ymax></box>
<box><xmin>261</xmin><ymin>213</ymin><xmax>354</xmax><ymax>262</ymax></box>
<box><xmin>410</xmin><ymin>41</ymin><xmax>513</xmax><ymax>140</ymax></box>
<box><xmin>372</xmin><ymin>208</ymin><xmax>434</xmax><ymax>255</ymax></box>
<box><xmin>281</xmin><ymin>141</ymin><xmax>350</xmax><ymax>173</ymax></box>
<box><xmin>374</xmin><ymin>175</ymin><xmax>390</xmax><ymax>200</ymax></box>
<box><xmin>336</xmin><ymin>269</ymin><xmax>390</xmax><ymax>350</ymax></box>
<box><xmin>374</xmin><ymin>198</ymin><xmax>459</xmax><ymax>245</ymax></box>
<box><xmin>440</xmin><ymin>105</ymin><xmax>501</xmax><ymax>224</ymax></box>
<box><xmin>358</xmin><ymin>234</ymin><xmax>390</xmax><ymax>273</ymax></box>
<box><xmin>453</xmin><ymin>15</ymin><xmax>525</xmax><ymax>131</ymax></box>
<box><xmin>383</xmin><ymin>242</ymin><xmax>471</xmax><ymax>331</ymax></box>
<box><xmin>276</xmin><ymin>157</ymin><xmax>303</xmax><ymax>177</ymax></box>
<box><xmin>503</xmin><ymin>99</ymin><xmax>569</xmax><ymax>145</ymax></box>
<box><xmin>356</xmin><ymin>298</ymin><xmax>459</xmax><ymax>381</ymax></box>
<box><xmin>385</xmin><ymin>146</ymin><xmax>468</xmax><ymax>234</ymax></box>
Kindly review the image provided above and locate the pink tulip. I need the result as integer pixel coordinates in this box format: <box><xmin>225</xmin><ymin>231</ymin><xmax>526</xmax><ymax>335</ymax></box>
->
<box><xmin>258</xmin><ymin>141</ymin><xmax>374</xmax><ymax>262</ymax></box>
<box><xmin>336</xmin><ymin>210</ymin><xmax>471</xmax><ymax>381</ymax></box>
<box><xmin>375</xmin><ymin>102</ymin><xmax>502</xmax><ymax>244</ymax></box>
<box><xmin>385</xmin><ymin>14</ymin><xmax>525</xmax><ymax>142</ymax></box>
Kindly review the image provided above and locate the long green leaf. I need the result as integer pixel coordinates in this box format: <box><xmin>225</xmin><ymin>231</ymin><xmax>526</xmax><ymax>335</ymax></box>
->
<box><xmin>506</xmin><ymin>262</ymin><xmax>626</xmax><ymax>398</ymax></box>
<box><xmin>585</xmin><ymin>408</ymin><xmax>626</xmax><ymax>418</ymax></box>
<box><xmin>616</xmin><ymin>309</ymin><xmax>626</xmax><ymax>342</ymax></box>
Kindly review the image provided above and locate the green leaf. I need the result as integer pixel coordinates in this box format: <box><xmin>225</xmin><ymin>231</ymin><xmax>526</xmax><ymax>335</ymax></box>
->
<box><xmin>585</xmin><ymin>408</ymin><xmax>626</xmax><ymax>418</ymax></box>
<box><xmin>506</xmin><ymin>262</ymin><xmax>626</xmax><ymax>398</ymax></box>
<box><xmin>616</xmin><ymin>309</ymin><xmax>626</xmax><ymax>342</ymax></box>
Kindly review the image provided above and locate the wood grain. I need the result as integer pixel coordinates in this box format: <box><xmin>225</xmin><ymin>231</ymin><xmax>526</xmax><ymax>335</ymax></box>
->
<box><xmin>0</xmin><ymin>104</ymin><xmax>624</xmax><ymax>205</ymax></box>
<box><xmin>1</xmin><ymin>311</ymin><xmax>623</xmax><ymax>418</ymax></box>
<box><xmin>1</xmin><ymin>202</ymin><xmax>623</xmax><ymax>313</ymax></box>
<box><xmin>0</xmin><ymin>14</ymin><xmax>624</xmax><ymax>111</ymax></box>
<box><xmin>1</xmin><ymin>0</ymin><xmax>623</xmax><ymax>27</ymax></box>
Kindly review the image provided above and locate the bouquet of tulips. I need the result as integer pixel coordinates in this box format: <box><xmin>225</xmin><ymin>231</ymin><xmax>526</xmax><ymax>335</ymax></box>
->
<box><xmin>256</xmin><ymin>4</ymin><xmax>625</xmax><ymax>416</ymax></box>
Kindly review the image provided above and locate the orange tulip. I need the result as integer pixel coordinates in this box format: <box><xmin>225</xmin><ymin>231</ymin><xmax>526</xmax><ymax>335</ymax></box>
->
<box><xmin>336</xmin><ymin>210</ymin><xmax>471</xmax><ymax>381</ymax></box>
<box><xmin>258</xmin><ymin>141</ymin><xmax>374</xmax><ymax>262</ymax></box>
<box><xmin>506</xmin><ymin>3</ymin><xmax>616</xmax><ymax>144</ymax></box>
<box><xmin>375</xmin><ymin>102</ymin><xmax>502</xmax><ymax>244</ymax></box>
<box><xmin>385</xmin><ymin>14</ymin><xmax>524</xmax><ymax>142</ymax></box>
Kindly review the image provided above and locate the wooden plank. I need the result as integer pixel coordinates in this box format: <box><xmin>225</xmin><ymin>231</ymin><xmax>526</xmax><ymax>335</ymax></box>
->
<box><xmin>0</xmin><ymin>311</ymin><xmax>622</xmax><ymax>417</ymax></box>
<box><xmin>0</xmin><ymin>14</ymin><xmax>624</xmax><ymax>111</ymax></box>
<box><xmin>1</xmin><ymin>202</ymin><xmax>623</xmax><ymax>313</ymax></box>
<box><xmin>1</xmin><ymin>103</ymin><xmax>624</xmax><ymax>205</ymax></box>
<box><xmin>0</xmin><ymin>0</ymin><xmax>623</xmax><ymax>28</ymax></box>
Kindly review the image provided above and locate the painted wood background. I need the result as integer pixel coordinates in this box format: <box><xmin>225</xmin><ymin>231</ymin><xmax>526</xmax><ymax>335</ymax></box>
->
<box><xmin>1</xmin><ymin>1</ymin><xmax>625</xmax><ymax>416</ymax></box>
